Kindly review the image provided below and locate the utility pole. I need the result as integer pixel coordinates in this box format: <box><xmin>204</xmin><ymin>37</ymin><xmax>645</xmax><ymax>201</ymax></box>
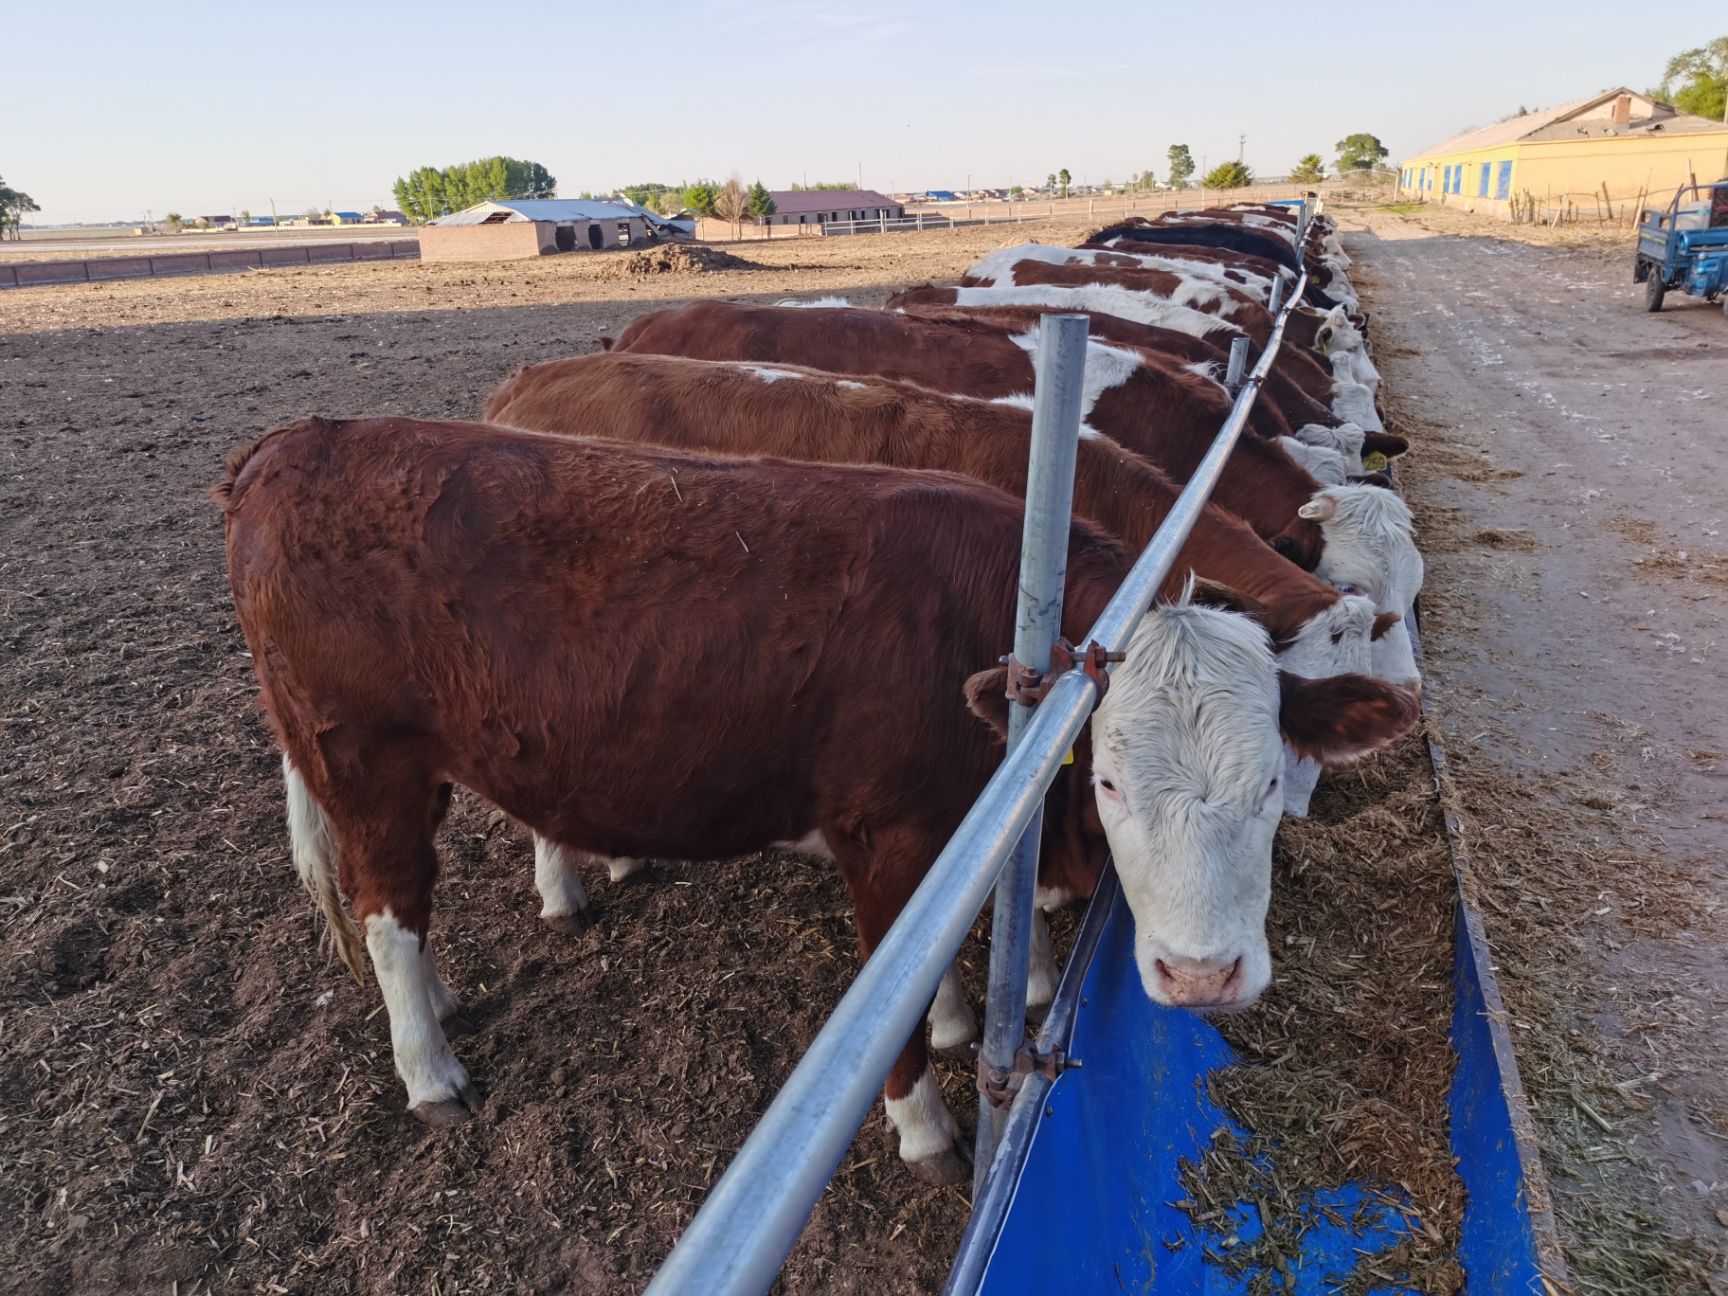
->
<box><xmin>1238</xmin><ymin>134</ymin><xmax>1246</xmax><ymax>162</ymax></box>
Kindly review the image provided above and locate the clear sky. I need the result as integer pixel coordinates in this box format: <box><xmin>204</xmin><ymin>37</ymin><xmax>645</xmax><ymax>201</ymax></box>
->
<box><xmin>11</xmin><ymin>1</ymin><xmax>1720</xmax><ymax>224</ymax></box>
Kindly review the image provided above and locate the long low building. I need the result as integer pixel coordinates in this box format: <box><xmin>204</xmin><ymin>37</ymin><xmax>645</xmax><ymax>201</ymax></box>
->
<box><xmin>1397</xmin><ymin>88</ymin><xmax>1728</xmax><ymax>219</ymax></box>
<box><xmin>419</xmin><ymin>199</ymin><xmax>689</xmax><ymax>262</ymax></box>
<box><xmin>757</xmin><ymin>189</ymin><xmax>905</xmax><ymax>229</ymax></box>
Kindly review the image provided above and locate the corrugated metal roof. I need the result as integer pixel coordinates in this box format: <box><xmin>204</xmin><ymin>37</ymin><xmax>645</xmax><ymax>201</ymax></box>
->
<box><xmin>434</xmin><ymin>199</ymin><xmax>655</xmax><ymax>226</ymax></box>
<box><xmin>1405</xmin><ymin>88</ymin><xmax>1728</xmax><ymax>161</ymax></box>
<box><xmin>765</xmin><ymin>189</ymin><xmax>898</xmax><ymax>215</ymax></box>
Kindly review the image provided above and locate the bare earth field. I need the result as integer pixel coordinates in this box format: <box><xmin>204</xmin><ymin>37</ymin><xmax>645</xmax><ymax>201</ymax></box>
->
<box><xmin>1344</xmin><ymin>204</ymin><xmax>1728</xmax><ymax>1293</ymax></box>
<box><xmin>1</xmin><ymin>205</ymin><xmax>1718</xmax><ymax>1294</ymax></box>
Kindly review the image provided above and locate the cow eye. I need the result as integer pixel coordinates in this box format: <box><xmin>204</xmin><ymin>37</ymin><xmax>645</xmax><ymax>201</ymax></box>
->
<box><xmin>1097</xmin><ymin>777</ymin><xmax>1117</xmax><ymax>794</ymax></box>
<box><xmin>1265</xmin><ymin>777</ymin><xmax>1280</xmax><ymax>800</ymax></box>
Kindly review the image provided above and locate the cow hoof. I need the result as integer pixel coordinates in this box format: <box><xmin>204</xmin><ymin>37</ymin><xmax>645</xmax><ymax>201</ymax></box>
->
<box><xmin>905</xmin><ymin>1144</ymin><xmax>971</xmax><ymax>1187</ymax></box>
<box><xmin>410</xmin><ymin>1081</ymin><xmax>483</xmax><ymax>1128</ymax></box>
<box><xmin>441</xmin><ymin>1011</ymin><xmax>479</xmax><ymax>1039</ymax></box>
<box><xmin>542</xmin><ymin>910</ymin><xmax>593</xmax><ymax>936</ymax></box>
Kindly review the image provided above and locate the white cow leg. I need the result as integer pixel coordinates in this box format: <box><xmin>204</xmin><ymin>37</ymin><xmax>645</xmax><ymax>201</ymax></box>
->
<box><xmin>886</xmin><ymin>1063</ymin><xmax>966</xmax><ymax>1184</ymax></box>
<box><xmin>533</xmin><ymin>834</ymin><xmax>593</xmax><ymax>934</ymax></box>
<box><xmin>420</xmin><ymin>936</ymin><xmax>462</xmax><ymax>1024</ymax></box>
<box><xmin>366</xmin><ymin>910</ymin><xmax>480</xmax><ymax>1125</ymax></box>
<box><xmin>927</xmin><ymin>965</ymin><xmax>978</xmax><ymax>1052</ymax></box>
<box><xmin>607</xmin><ymin>856</ymin><xmax>648</xmax><ymax>883</ymax></box>
<box><xmin>1026</xmin><ymin>908</ymin><xmax>1059</xmax><ymax>1013</ymax></box>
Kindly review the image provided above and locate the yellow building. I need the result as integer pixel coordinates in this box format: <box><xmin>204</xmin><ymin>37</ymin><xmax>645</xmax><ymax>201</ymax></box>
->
<box><xmin>1397</xmin><ymin>88</ymin><xmax>1728</xmax><ymax>220</ymax></box>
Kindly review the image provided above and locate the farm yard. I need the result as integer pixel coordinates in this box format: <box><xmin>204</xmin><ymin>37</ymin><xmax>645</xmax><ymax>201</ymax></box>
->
<box><xmin>1</xmin><ymin>200</ymin><xmax>1723</xmax><ymax>1296</ymax></box>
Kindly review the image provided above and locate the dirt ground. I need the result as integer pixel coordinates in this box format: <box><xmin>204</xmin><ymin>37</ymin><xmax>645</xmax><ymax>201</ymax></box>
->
<box><xmin>1343</xmin><ymin>204</ymin><xmax>1728</xmax><ymax>1293</ymax></box>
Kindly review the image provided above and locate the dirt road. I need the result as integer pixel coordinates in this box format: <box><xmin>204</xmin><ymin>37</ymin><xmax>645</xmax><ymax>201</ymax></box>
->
<box><xmin>1347</xmin><ymin>207</ymin><xmax>1728</xmax><ymax>1291</ymax></box>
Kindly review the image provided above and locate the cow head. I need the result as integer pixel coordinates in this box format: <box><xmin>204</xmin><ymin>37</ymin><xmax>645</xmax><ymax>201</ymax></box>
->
<box><xmin>1311</xmin><ymin>305</ymin><xmax>1366</xmax><ymax>359</ymax></box>
<box><xmin>1300</xmin><ymin>486</ymin><xmax>1425</xmax><ymax>687</ymax></box>
<box><xmin>969</xmin><ymin>589</ymin><xmax>1417</xmax><ymax>1012</ymax></box>
<box><xmin>1278</xmin><ymin>436</ymin><xmax>1352</xmax><ymax>485</ymax></box>
<box><xmin>1329</xmin><ymin>378</ymin><xmax>1384</xmax><ymax>431</ymax></box>
<box><xmin>1294</xmin><ymin>421</ymin><xmax>1367</xmax><ymax>472</ymax></box>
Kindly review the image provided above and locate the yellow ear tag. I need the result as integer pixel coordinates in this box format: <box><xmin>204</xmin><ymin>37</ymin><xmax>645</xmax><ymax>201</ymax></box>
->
<box><xmin>1362</xmin><ymin>451</ymin><xmax>1390</xmax><ymax>473</ymax></box>
<box><xmin>1062</xmin><ymin>748</ymin><xmax>1075</xmax><ymax>766</ymax></box>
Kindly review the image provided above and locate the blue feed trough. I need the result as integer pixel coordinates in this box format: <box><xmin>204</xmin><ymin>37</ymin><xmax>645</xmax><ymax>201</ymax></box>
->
<box><xmin>958</xmin><ymin>617</ymin><xmax>1561</xmax><ymax>1295</ymax></box>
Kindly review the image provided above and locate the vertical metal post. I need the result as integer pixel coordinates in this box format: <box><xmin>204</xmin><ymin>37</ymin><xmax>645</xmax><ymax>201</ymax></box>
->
<box><xmin>1224</xmin><ymin>335</ymin><xmax>1251</xmax><ymax>393</ymax></box>
<box><xmin>1295</xmin><ymin>199</ymin><xmax>1309</xmax><ymax>250</ymax></box>
<box><xmin>1267</xmin><ymin>276</ymin><xmax>1284</xmax><ymax>315</ymax></box>
<box><xmin>973</xmin><ymin>313</ymin><xmax>1091</xmax><ymax>1192</ymax></box>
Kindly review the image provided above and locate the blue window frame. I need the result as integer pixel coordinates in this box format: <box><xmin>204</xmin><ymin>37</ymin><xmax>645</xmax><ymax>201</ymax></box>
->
<box><xmin>1444</xmin><ymin>165</ymin><xmax>1453</xmax><ymax>192</ymax></box>
<box><xmin>1479</xmin><ymin>163</ymin><xmax>1491</xmax><ymax>197</ymax></box>
<box><xmin>1495</xmin><ymin>160</ymin><xmax>1513</xmax><ymax>199</ymax></box>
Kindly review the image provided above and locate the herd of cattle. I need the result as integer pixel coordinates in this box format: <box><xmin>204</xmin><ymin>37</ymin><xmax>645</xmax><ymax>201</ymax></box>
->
<box><xmin>218</xmin><ymin>201</ymin><xmax>1427</xmax><ymax>1188</ymax></box>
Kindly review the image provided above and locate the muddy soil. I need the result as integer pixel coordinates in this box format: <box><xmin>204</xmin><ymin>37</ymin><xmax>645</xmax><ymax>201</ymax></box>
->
<box><xmin>1344</xmin><ymin>207</ymin><xmax>1728</xmax><ymax>1293</ymax></box>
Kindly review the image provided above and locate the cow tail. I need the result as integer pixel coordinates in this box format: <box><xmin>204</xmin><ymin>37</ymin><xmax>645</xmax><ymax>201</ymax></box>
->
<box><xmin>284</xmin><ymin>755</ymin><xmax>366</xmax><ymax>984</ymax></box>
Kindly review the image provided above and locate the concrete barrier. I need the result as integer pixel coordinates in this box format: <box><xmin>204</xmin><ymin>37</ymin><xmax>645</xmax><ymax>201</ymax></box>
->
<box><xmin>0</xmin><ymin>238</ymin><xmax>421</xmax><ymax>288</ymax></box>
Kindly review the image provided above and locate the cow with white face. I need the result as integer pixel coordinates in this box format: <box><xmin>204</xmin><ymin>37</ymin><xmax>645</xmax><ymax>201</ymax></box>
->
<box><xmin>1301</xmin><ymin>485</ymin><xmax>1424</xmax><ymax>688</ymax></box>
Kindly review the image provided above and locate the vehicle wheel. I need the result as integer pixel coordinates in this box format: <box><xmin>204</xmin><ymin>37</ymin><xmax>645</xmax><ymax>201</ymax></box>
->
<box><xmin>1645</xmin><ymin>274</ymin><xmax>1666</xmax><ymax>312</ymax></box>
<box><xmin>1633</xmin><ymin>257</ymin><xmax>1649</xmax><ymax>284</ymax></box>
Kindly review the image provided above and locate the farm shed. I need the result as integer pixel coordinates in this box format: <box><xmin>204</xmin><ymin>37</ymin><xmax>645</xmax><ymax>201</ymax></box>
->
<box><xmin>759</xmin><ymin>188</ymin><xmax>905</xmax><ymax>228</ymax></box>
<box><xmin>1397</xmin><ymin>88</ymin><xmax>1728</xmax><ymax>219</ymax></box>
<box><xmin>419</xmin><ymin>198</ymin><xmax>680</xmax><ymax>263</ymax></box>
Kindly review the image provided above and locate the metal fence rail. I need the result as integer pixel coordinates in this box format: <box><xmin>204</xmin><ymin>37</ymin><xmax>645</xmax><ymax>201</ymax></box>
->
<box><xmin>645</xmin><ymin>214</ymin><xmax>1311</xmax><ymax>1296</ymax></box>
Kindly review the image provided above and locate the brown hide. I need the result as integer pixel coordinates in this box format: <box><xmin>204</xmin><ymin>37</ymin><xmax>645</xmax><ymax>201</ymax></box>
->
<box><xmin>219</xmin><ymin>417</ymin><xmax>1128</xmax><ymax>1101</ymax></box>
<box><xmin>484</xmin><ymin>351</ymin><xmax>1341</xmax><ymax>634</ymax></box>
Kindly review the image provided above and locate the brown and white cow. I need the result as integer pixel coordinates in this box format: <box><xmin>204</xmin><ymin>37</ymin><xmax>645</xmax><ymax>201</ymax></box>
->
<box><xmin>881</xmin><ymin>283</ymin><xmax>1385</xmax><ymax>432</ymax></box>
<box><xmin>220</xmin><ymin>417</ymin><xmax>1417</xmax><ymax>1181</ymax></box>
<box><xmin>963</xmin><ymin>242</ymin><xmax>1289</xmax><ymax>305</ymax></box>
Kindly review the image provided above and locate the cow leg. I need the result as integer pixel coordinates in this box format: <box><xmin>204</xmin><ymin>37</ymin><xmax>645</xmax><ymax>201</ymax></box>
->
<box><xmin>1026</xmin><ymin>908</ymin><xmax>1059</xmax><ymax>1014</ymax></box>
<box><xmin>532</xmin><ymin>834</ymin><xmax>593</xmax><ymax>934</ymax></box>
<box><xmin>927</xmin><ymin>965</ymin><xmax>977</xmax><ymax>1053</ymax></box>
<box><xmin>323</xmin><ymin>754</ymin><xmax>481</xmax><ymax>1127</ymax></box>
<box><xmin>841</xmin><ymin>830</ymin><xmax>968</xmax><ymax>1185</ymax></box>
<box><xmin>607</xmin><ymin>856</ymin><xmax>647</xmax><ymax>882</ymax></box>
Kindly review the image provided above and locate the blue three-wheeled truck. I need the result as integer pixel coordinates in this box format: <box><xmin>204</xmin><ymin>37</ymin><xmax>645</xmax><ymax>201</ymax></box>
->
<box><xmin>1635</xmin><ymin>178</ymin><xmax>1728</xmax><ymax>316</ymax></box>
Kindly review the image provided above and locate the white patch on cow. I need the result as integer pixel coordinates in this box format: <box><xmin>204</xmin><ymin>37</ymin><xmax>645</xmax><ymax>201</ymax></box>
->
<box><xmin>1302</xmin><ymin>487</ymin><xmax>1426</xmax><ymax>682</ymax></box>
<box><xmin>966</xmin><ymin>244</ymin><xmax>1269</xmax><ymax>296</ymax></box>
<box><xmin>775</xmin><ymin>295</ymin><xmax>853</xmax><ymax>308</ymax></box>
<box><xmin>366</xmin><ymin>909</ymin><xmax>476</xmax><ymax>1115</ymax></box>
<box><xmin>1279</xmin><ymin>748</ymin><xmax>1325</xmax><ymax>819</ymax></box>
<box><xmin>1091</xmin><ymin>592</ymin><xmax>1282</xmax><ymax>1009</ymax></box>
<box><xmin>886</xmin><ymin>1065</ymin><xmax>962</xmax><ymax>1166</ymax></box>
<box><xmin>1277</xmin><ymin>590</ymin><xmax>1376</xmax><ymax>685</ymax></box>
<box><xmin>743</xmin><ymin>365</ymin><xmax>802</xmax><ymax>384</ymax></box>
<box><xmin>1027</xmin><ymin>908</ymin><xmax>1059</xmax><ymax>1009</ymax></box>
<box><xmin>1312</xmin><ymin>305</ymin><xmax>1366</xmax><ymax>361</ymax></box>
<box><xmin>1185</xmin><ymin>360</ymin><xmax>1224</xmax><ymax>386</ymax></box>
<box><xmin>990</xmin><ymin>392</ymin><xmax>1035</xmax><ymax>412</ymax></box>
<box><xmin>284</xmin><ymin>756</ymin><xmax>363</xmax><ymax>980</ymax></box>
<box><xmin>951</xmin><ymin>284</ymin><xmax>1241</xmax><ymax>342</ymax></box>
<box><xmin>1372</xmin><ymin>616</ymin><xmax>1420</xmax><ymax>690</ymax></box>
<box><xmin>607</xmin><ymin>856</ymin><xmax>646</xmax><ymax>882</ymax></box>
<box><xmin>1278</xmin><ymin>436</ymin><xmax>1352</xmax><ymax>485</ymax></box>
<box><xmin>1329</xmin><ymin>379</ymin><xmax>1383</xmax><ymax>431</ymax></box>
<box><xmin>1294</xmin><ymin>422</ymin><xmax>1366</xmax><ymax>472</ymax></box>
<box><xmin>836</xmin><ymin>380</ymin><xmax>869</xmax><ymax>391</ymax></box>
<box><xmin>927</xmin><ymin>966</ymin><xmax>977</xmax><ymax>1050</ymax></box>
<box><xmin>772</xmin><ymin>829</ymin><xmax>835</xmax><ymax>860</ymax></box>
<box><xmin>1170</xmin><ymin>275</ymin><xmax>1228</xmax><ymax>311</ymax></box>
<box><xmin>533</xmin><ymin>835</ymin><xmax>590</xmax><ymax>923</ymax></box>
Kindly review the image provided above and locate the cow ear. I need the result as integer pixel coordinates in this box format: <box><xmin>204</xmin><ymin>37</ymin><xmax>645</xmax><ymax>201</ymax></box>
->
<box><xmin>1370</xmin><ymin>611</ymin><xmax>1403</xmax><ymax>641</ymax></box>
<box><xmin>1361</xmin><ymin>430</ymin><xmax>1409</xmax><ymax>458</ymax></box>
<box><xmin>599</xmin><ymin>336</ymin><xmax>615</xmax><ymax>351</ymax></box>
<box><xmin>1350</xmin><ymin>471</ymin><xmax>1394</xmax><ymax>488</ymax></box>
<box><xmin>1297</xmin><ymin>493</ymin><xmax>1339</xmax><ymax>522</ymax></box>
<box><xmin>964</xmin><ymin>667</ymin><xmax>1012</xmax><ymax>740</ymax></box>
<box><xmin>1279</xmin><ymin>672</ymin><xmax>1419</xmax><ymax>766</ymax></box>
<box><xmin>1188</xmin><ymin>577</ymin><xmax>1270</xmax><ymax>624</ymax></box>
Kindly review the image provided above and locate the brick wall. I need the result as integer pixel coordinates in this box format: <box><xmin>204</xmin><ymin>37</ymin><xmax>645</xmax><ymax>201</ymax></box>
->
<box><xmin>0</xmin><ymin>240</ymin><xmax>419</xmax><ymax>289</ymax></box>
<box><xmin>417</xmin><ymin>222</ymin><xmax>552</xmax><ymax>264</ymax></box>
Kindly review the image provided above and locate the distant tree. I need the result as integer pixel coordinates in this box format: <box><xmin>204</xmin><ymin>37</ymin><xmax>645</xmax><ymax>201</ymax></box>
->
<box><xmin>391</xmin><ymin>155</ymin><xmax>555</xmax><ymax>223</ymax></box>
<box><xmin>1201</xmin><ymin>160</ymin><xmax>1254</xmax><ymax>189</ymax></box>
<box><xmin>1659</xmin><ymin>37</ymin><xmax>1728</xmax><ymax>120</ymax></box>
<box><xmin>1289</xmin><ymin>153</ymin><xmax>1326</xmax><ymax>184</ymax></box>
<box><xmin>714</xmin><ymin>175</ymin><xmax>751</xmax><ymax>236</ymax></box>
<box><xmin>1166</xmin><ymin>145</ymin><xmax>1195</xmax><ymax>189</ymax></box>
<box><xmin>1099</xmin><ymin>176</ymin><xmax>1115</xmax><ymax>193</ymax></box>
<box><xmin>0</xmin><ymin>177</ymin><xmax>41</xmax><ymax>239</ymax></box>
<box><xmin>789</xmin><ymin>180</ymin><xmax>853</xmax><ymax>191</ymax></box>
<box><xmin>746</xmin><ymin>179</ymin><xmax>777</xmax><ymax>222</ymax></box>
<box><xmin>617</xmin><ymin>181</ymin><xmax>677</xmax><ymax>211</ymax></box>
<box><xmin>1334</xmin><ymin>133</ymin><xmax>1389</xmax><ymax>173</ymax></box>
<box><xmin>1057</xmin><ymin>167</ymin><xmax>1071</xmax><ymax>197</ymax></box>
<box><xmin>304</xmin><ymin>207</ymin><xmax>324</xmax><ymax>223</ymax></box>
<box><xmin>681</xmin><ymin>181</ymin><xmax>719</xmax><ymax>217</ymax></box>
<box><xmin>163</xmin><ymin>212</ymin><xmax>184</xmax><ymax>233</ymax></box>
<box><xmin>1009</xmin><ymin>184</ymin><xmax>1025</xmax><ymax>200</ymax></box>
<box><xmin>1046</xmin><ymin>172</ymin><xmax>1057</xmax><ymax>192</ymax></box>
